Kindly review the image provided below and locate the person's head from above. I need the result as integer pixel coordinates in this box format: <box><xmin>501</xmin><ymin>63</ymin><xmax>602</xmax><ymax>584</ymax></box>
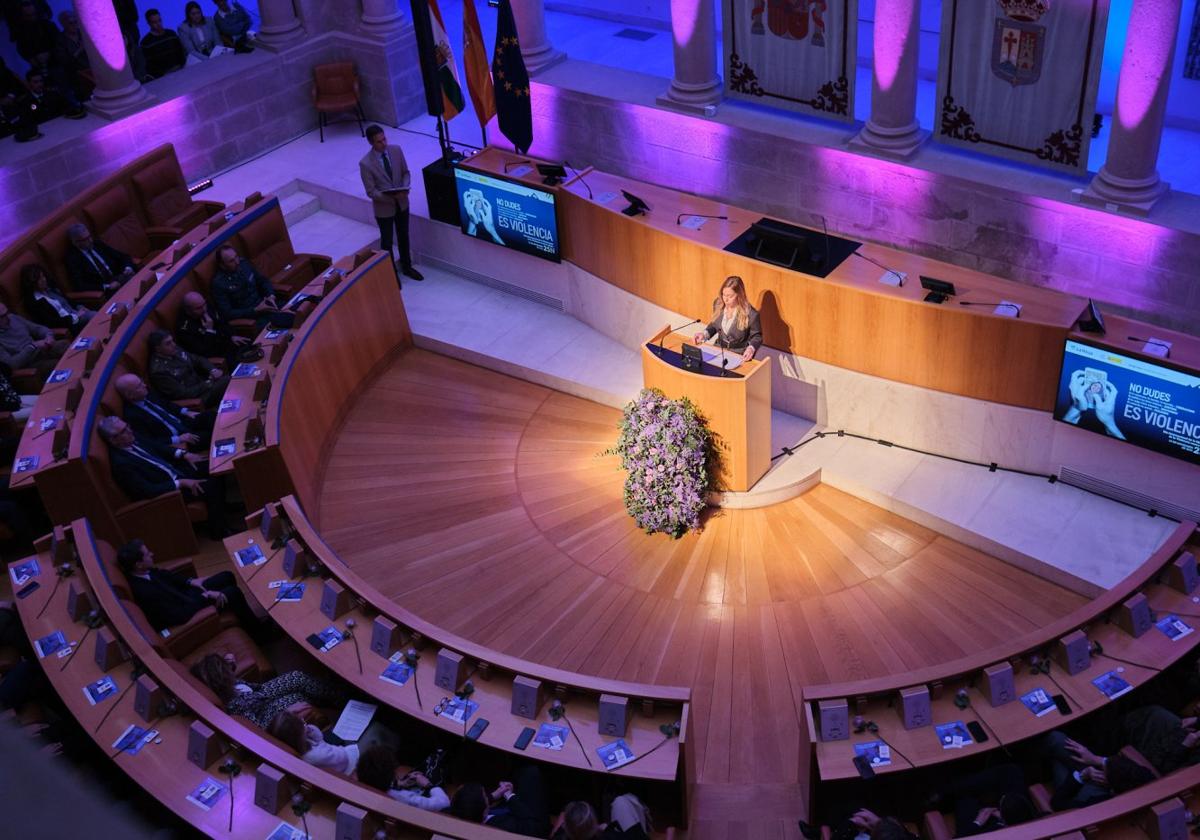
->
<box><xmin>25</xmin><ymin>69</ymin><xmax>45</xmax><ymax>94</ymax></box>
<box><xmin>356</xmin><ymin>744</ymin><xmax>401</xmax><ymax>792</ymax></box>
<box><xmin>185</xmin><ymin>1</ymin><xmax>204</xmax><ymax>24</ymax></box>
<box><xmin>561</xmin><ymin>801</ymin><xmax>599</xmax><ymax>840</ymax></box>
<box><xmin>190</xmin><ymin>652</ymin><xmax>237</xmax><ymax>701</ymax></box>
<box><xmin>366</xmin><ymin>124</ymin><xmax>387</xmax><ymax>153</ymax></box>
<box><xmin>182</xmin><ymin>291</ymin><xmax>208</xmax><ymax>318</ymax></box>
<box><xmin>1106</xmin><ymin>753</ymin><xmax>1156</xmax><ymax>793</ymax></box>
<box><xmin>217</xmin><ymin>244</ymin><xmax>241</xmax><ymax>272</ymax></box>
<box><xmin>998</xmin><ymin>790</ymin><xmax>1036</xmax><ymax>828</ymax></box>
<box><xmin>145</xmin><ymin>8</ymin><xmax>165</xmax><ymax>33</ymax></box>
<box><xmin>114</xmin><ymin>373</ymin><xmax>150</xmax><ymax>403</ymax></box>
<box><xmin>58</xmin><ymin>11</ymin><xmax>79</xmax><ymax>35</ymax></box>
<box><xmin>448</xmin><ymin>783</ymin><xmax>488</xmax><ymax>823</ymax></box>
<box><xmin>267</xmin><ymin>710</ymin><xmax>307</xmax><ymax>755</ymax></box>
<box><xmin>116</xmin><ymin>538</ymin><xmax>155</xmax><ymax>576</ymax></box>
<box><xmin>148</xmin><ymin>329</ymin><xmax>179</xmax><ymax>357</ymax></box>
<box><xmin>19</xmin><ymin>263</ymin><xmax>53</xmax><ymax>296</ymax></box>
<box><xmin>98</xmin><ymin>415</ymin><xmax>136</xmax><ymax>449</ymax></box>
<box><xmin>67</xmin><ymin>222</ymin><xmax>95</xmax><ymax>251</ymax></box>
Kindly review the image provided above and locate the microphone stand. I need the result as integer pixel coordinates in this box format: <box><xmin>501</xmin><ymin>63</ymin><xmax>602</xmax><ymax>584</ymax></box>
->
<box><xmin>563</xmin><ymin>161</ymin><xmax>593</xmax><ymax>199</ymax></box>
<box><xmin>718</xmin><ymin>334</ymin><xmax>728</xmax><ymax>378</ymax></box>
<box><xmin>659</xmin><ymin>318</ymin><xmax>700</xmax><ymax>353</ymax></box>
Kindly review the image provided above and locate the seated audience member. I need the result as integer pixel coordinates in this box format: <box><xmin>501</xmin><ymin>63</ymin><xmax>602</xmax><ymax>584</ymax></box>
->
<box><xmin>177</xmin><ymin>290</ymin><xmax>251</xmax><ymax>366</ymax></box>
<box><xmin>212</xmin><ymin>0</ymin><xmax>253</xmax><ymax>52</ymax></box>
<box><xmin>0</xmin><ymin>302</ymin><xmax>69</xmax><ymax>381</ymax></box>
<box><xmin>1042</xmin><ymin>731</ymin><xmax>1155</xmax><ymax>811</ymax></box>
<box><xmin>356</xmin><ymin>744</ymin><xmax>451</xmax><ymax>811</ymax></box>
<box><xmin>53</xmin><ymin>11</ymin><xmax>91</xmax><ymax>100</ymax></box>
<box><xmin>449</xmin><ymin>766</ymin><xmax>550</xmax><ymax>837</ymax></box>
<box><xmin>98</xmin><ymin>414</ymin><xmax>229</xmax><ymax>538</ymax></box>
<box><xmin>64</xmin><ymin>222</ymin><xmax>134</xmax><ymax>294</ymax></box>
<box><xmin>211</xmin><ymin>244</ymin><xmax>294</xmax><ymax>328</ymax></box>
<box><xmin>0</xmin><ymin>363</ymin><xmax>37</xmax><ymax>421</ymax></box>
<box><xmin>140</xmin><ymin>8</ymin><xmax>186</xmax><ymax>78</ymax></box>
<box><xmin>117</xmin><ymin>537</ymin><xmax>254</xmax><ymax>630</ymax></box>
<box><xmin>16</xmin><ymin>68</ymin><xmax>84</xmax><ymax>131</ymax></box>
<box><xmin>12</xmin><ymin>1</ymin><xmax>58</xmax><ymax>68</ymax></box>
<box><xmin>179</xmin><ymin>1</ymin><xmax>220</xmax><ymax>60</ymax></box>
<box><xmin>191</xmin><ymin>652</ymin><xmax>347</xmax><ymax>728</ymax></box>
<box><xmin>147</xmin><ymin>329</ymin><xmax>230</xmax><ymax>408</ymax></box>
<box><xmin>800</xmin><ymin>809</ymin><xmax>917</xmax><ymax>840</ymax></box>
<box><xmin>19</xmin><ymin>263</ymin><xmax>94</xmax><ymax>335</ymax></box>
<box><xmin>929</xmin><ymin>763</ymin><xmax>1036</xmax><ymax>837</ymax></box>
<box><xmin>1121</xmin><ymin>704</ymin><xmax>1200</xmax><ymax>775</ymax></box>
<box><xmin>555</xmin><ymin>797</ymin><xmax>651</xmax><ymax>840</ymax></box>
<box><xmin>269</xmin><ymin>710</ymin><xmax>361</xmax><ymax>776</ymax></box>
<box><xmin>115</xmin><ymin>372</ymin><xmax>213</xmax><ymax>447</ymax></box>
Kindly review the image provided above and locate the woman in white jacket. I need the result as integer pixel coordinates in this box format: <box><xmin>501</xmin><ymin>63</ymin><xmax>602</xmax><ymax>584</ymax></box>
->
<box><xmin>179</xmin><ymin>1</ymin><xmax>220</xmax><ymax>59</ymax></box>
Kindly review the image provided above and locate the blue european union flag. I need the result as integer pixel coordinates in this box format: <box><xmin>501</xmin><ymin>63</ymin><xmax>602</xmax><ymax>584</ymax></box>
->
<box><xmin>491</xmin><ymin>0</ymin><xmax>532</xmax><ymax>153</ymax></box>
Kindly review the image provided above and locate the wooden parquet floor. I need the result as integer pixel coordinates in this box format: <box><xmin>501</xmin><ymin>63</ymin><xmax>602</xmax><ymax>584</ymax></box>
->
<box><xmin>317</xmin><ymin>349</ymin><xmax>1088</xmax><ymax>835</ymax></box>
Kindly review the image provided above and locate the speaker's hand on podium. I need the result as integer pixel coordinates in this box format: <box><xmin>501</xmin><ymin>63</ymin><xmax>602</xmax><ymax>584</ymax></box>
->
<box><xmin>692</xmin><ymin>331</ymin><xmax>706</xmax><ymax>345</ymax></box>
<box><xmin>742</xmin><ymin>346</ymin><xmax>756</xmax><ymax>362</ymax></box>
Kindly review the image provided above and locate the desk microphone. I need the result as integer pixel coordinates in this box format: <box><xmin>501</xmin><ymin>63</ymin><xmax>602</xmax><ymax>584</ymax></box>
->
<box><xmin>1127</xmin><ymin>336</ymin><xmax>1171</xmax><ymax>355</ymax></box>
<box><xmin>959</xmin><ymin>301</ymin><xmax>1021</xmax><ymax>318</ymax></box>
<box><xmin>675</xmin><ymin>213</ymin><xmax>729</xmax><ymax>225</ymax></box>
<box><xmin>717</xmin><ymin>334</ymin><xmax>728</xmax><ymax>378</ymax></box>
<box><xmin>851</xmin><ymin>250</ymin><xmax>904</xmax><ymax>286</ymax></box>
<box><xmin>503</xmin><ymin>159</ymin><xmax>533</xmax><ymax>172</ymax></box>
<box><xmin>563</xmin><ymin>160</ymin><xmax>593</xmax><ymax>199</ymax></box>
<box><xmin>659</xmin><ymin>318</ymin><xmax>700</xmax><ymax>352</ymax></box>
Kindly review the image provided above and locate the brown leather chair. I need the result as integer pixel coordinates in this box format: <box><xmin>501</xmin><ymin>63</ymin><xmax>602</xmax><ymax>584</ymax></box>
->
<box><xmin>131</xmin><ymin>153</ymin><xmax>223</xmax><ymax>237</ymax></box>
<box><xmin>311</xmin><ymin>62</ymin><xmax>365</xmax><ymax>143</ymax></box>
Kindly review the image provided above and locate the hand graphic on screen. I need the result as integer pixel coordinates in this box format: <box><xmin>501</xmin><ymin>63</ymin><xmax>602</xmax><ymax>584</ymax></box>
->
<box><xmin>464</xmin><ymin>191</ymin><xmax>481</xmax><ymax>236</ymax></box>
<box><xmin>1095</xmin><ymin>381</ymin><xmax>1126</xmax><ymax>440</ymax></box>
<box><xmin>1063</xmin><ymin>369</ymin><xmax>1088</xmax><ymax>424</ymax></box>
<box><xmin>477</xmin><ymin>197</ymin><xmax>504</xmax><ymax>244</ymax></box>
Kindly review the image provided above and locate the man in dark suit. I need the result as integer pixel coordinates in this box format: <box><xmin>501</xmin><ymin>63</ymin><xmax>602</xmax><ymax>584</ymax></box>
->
<box><xmin>116</xmin><ymin>538</ymin><xmax>254</xmax><ymax>630</ymax></box>
<box><xmin>449</xmin><ymin>767</ymin><xmax>549</xmax><ymax>837</ymax></box>
<box><xmin>98</xmin><ymin>414</ymin><xmax>228</xmax><ymax>539</ymax></box>
<box><xmin>359</xmin><ymin>124</ymin><xmax>422</xmax><ymax>283</ymax></box>
<box><xmin>115</xmin><ymin>372</ymin><xmax>212</xmax><ymax>447</ymax></box>
<box><xmin>64</xmin><ymin>222</ymin><xmax>134</xmax><ymax>294</ymax></box>
<box><xmin>176</xmin><ymin>290</ymin><xmax>251</xmax><ymax>368</ymax></box>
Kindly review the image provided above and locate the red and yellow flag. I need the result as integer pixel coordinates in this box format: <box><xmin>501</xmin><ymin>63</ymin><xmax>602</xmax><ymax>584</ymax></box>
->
<box><xmin>462</xmin><ymin>0</ymin><xmax>496</xmax><ymax>132</ymax></box>
<box><xmin>427</xmin><ymin>0</ymin><xmax>464</xmax><ymax>120</ymax></box>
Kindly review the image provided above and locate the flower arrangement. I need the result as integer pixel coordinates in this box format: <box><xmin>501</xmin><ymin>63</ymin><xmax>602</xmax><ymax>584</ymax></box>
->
<box><xmin>605</xmin><ymin>388</ymin><xmax>712</xmax><ymax>537</ymax></box>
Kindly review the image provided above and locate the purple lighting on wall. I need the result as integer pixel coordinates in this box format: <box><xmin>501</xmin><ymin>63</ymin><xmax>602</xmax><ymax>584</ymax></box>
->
<box><xmin>873</xmin><ymin>0</ymin><xmax>916</xmax><ymax>91</ymax></box>
<box><xmin>77</xmin><ymin>1</ymin><xmax>128</xmax><ymax>73</ymax></box>
<box><xmin>1114</xmin><ymin>0</ymin><xmax>1176</xmax><ymax>129</ymax></box>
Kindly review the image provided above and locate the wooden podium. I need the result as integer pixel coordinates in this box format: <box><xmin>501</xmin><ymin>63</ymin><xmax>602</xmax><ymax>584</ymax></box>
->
<box><xmin>642</xmin><ymin>327</ymin><xmax>772</xmax><ymax>493</ymax></box>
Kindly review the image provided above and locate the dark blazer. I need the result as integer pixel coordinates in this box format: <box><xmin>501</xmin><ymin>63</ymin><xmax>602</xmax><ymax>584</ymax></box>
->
<box><xmin>108</xmin><ymin>437</ymin><xmax>196</xmax><ymax>500</ymax></box>
<box><xmin>177</xmin><ymin>301</ymin><xmax>238</xmax><ymax>360</ymax></box>
<box><xmin>701</xmin><ymin>303</ymin><xmax>763</xmax><ymax>351</ymax></box>
<box><xmin>127</xmin><ymin>567</ymin><xmax>208</xmax><ymax>630</ymax></box>
<box><xmin>123</xmin><ymin>395</ymin><xmax>199</xmax><ymax>446</ymax></box>
<box><xmin>64</xmin><ymin>240</ymin><xmax>133</xmax><ymax>293</ymax></box>
<box><xmin>211</xmin><ymin>259</ymin><xmax>275</xmax><ymax>323</ymax></box>
<box><xmin>25</xmin><ymin>289</ymin><xmax>82</xmax><ymax>331</ymax></box>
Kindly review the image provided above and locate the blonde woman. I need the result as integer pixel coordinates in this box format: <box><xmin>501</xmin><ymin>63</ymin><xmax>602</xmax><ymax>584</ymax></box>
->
<box><xmin>693</xmin><ymin>275</ymin><xmax>763</xmax><ymax>362</ymax></box>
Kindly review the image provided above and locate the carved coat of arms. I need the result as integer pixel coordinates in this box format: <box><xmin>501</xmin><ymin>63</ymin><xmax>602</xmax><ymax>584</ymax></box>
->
<box><xmin>992</xmin><ymin>0</ymin><xmax>1049</xmax><ymax>86</ymax></box>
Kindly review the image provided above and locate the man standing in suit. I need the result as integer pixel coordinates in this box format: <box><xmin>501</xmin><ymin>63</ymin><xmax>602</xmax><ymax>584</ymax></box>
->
<box><xmin>359</xmin><ymin>124</ymin><xmax>423</xmax><ymax>283</ymax></box>
<box><xmin>115</xmin><ymin>372</ymin><xmax>212</xmax><ymax>447</ymax></box>
<box><xmin>98</xmin><ymin>415</ymin><xmax>228</xmax><ymax>539</ymax></box>
<box><xmin>116</xmin><ymin>538</ymin><xmax>255</xmax><ymax>630</ymax></box>
<box><xmin>64</xmin><ymin>222</ymin><xmax>134</xmax><ymax>294</ymax></box>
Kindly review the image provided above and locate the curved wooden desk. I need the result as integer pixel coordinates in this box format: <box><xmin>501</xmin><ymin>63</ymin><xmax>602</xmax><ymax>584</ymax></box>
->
<box><xmin>801</xmin><ymin>520</ymin><xmax>1198</xmax><ymax>785</ymax></box>
<box><xmin>226</xmin><ymin>491</ymin><xmax>694</xmax><ymax>823</ymax></box>
<box><xmin>52</xmin><ymin>517</ymin><xmax>535</xmax><ymax>839</ymax></box>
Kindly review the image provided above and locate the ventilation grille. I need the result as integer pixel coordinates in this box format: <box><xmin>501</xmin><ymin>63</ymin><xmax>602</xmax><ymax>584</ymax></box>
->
<box><xmin>1057</xmin><ymin>467</ymin><xmax>1197</xmax><ymax>522</ymax></box>
<box><xmin>614</xmin><ymin>28</ymin><xmax>656</xmax><ymax>41</ymax></box>
<box><xmin>418</xmin><ymin>255</ymin><xmax>566</xmax><ymax>312</ymax></box>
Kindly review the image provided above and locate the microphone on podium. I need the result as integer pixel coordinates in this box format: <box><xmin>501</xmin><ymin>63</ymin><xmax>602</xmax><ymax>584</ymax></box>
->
<box><xmin>675</xmin><ymin>213</ymin><xmax>729</xmax><ymax>225</ymax></box>
<box><xmin>563</xmin><ymin>160</ymin><xmax>593</xmax><ymax>199</ymax></box>
<box><xmin>659</xmin><ymin>318</ymin><xmax>701</xmax><ymax>352</ymax></box>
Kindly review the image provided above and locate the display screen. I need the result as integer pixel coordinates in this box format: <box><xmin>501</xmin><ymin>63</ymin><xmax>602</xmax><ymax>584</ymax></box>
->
<box><xmin>453</xmin><ymin>167</ymin><xmax>560</xmax><ymax>262</ymax></box>
<box><xmin>1054</xmin><ymin>339</ymin><xmax>1200</xmax><ymax>466</ymax></box>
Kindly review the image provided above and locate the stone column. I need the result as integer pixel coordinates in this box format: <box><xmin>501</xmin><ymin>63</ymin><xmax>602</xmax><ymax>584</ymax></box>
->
<box><xmin>850</xmin><ymin>0</ymin><xmax>926</xmax><ymax>157</ymax></box>
<box><xmin>74</xmin><ymin>0</ymin><xmax>152</xmax><ymax>118</ymax></box>
<box><xmin>511</xmin><ymin>0</ymin><xmax>566</xmax><ymax>75</ymax></box>
<box><xmin>658</xmin><ymin>0</ymin><xmax>721</xmax><ymax>115</ymax></box>
<box><xmin>1082</xmin><ymin>0</ymin><xmax>1182</xmax><ymax>213</ymax></box>
<box><xmin>256</xmin><ymin>0</ymin><xmax>305</xmax><ymax>50</ymax></box>
<box><xmin>361</xmin><ymin>0</ymin><xmax>405</xmax><ymax>36</ymax></box>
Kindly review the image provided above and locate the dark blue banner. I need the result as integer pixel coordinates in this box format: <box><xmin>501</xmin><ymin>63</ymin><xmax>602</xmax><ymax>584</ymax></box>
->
<box><xmin>1054</xmin><ymin>340</ymin><xmax>1200</xmax><ymax>466</ymax></box>
<box><xmin>453</xmin><ymin>167</ymin><xmax>560</xmax><ymax>262</ymax></box>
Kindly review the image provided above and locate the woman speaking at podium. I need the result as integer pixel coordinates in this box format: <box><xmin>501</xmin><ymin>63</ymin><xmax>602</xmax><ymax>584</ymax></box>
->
<box><xmin>693</xmin><ymin>276</ymin><xmax>763</xmax><ymax>362</ymax></box>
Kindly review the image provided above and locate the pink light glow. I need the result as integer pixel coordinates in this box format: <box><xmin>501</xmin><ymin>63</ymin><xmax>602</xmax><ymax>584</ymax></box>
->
<box><xmin>78</xmin><ymin>1</ymin><xmax>128</xmax><ymax>74</ymax></box>
<box><xmin>670</xmin><ymin>0</ymin><xmax>701</xmax><ymax>50</ymax></box>
<box><xmin>873</xmin><ymin>0</ymin><xmax>916</xmax><ymax>92</ymax></box>
<box><xmin>1115</xmin><ymin>0</ymin><xmax>1177</xmax><ymax>130</ymax></box>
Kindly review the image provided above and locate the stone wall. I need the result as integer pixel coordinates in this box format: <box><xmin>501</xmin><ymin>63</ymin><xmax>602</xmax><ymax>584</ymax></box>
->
<box><xmin>524</xmin><ymin>82</ymin><xmax>1200</xmax><ymax>336</ymax></box>
<box><xmin>0</xmin><ymin>25</ymin><xmax>424</xmax><ymax>253</ymax></box>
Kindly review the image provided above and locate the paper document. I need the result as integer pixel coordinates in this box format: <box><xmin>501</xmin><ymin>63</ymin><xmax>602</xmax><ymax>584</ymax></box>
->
<box><xmin>699</xmin><ymin>345</ymin><xmax>744</xmax><ymax>371</ymax></box>
<box><xmin>332</xmin><ymin>699</ymin><xmax>377</xmax><ymax>742</ymax></box>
